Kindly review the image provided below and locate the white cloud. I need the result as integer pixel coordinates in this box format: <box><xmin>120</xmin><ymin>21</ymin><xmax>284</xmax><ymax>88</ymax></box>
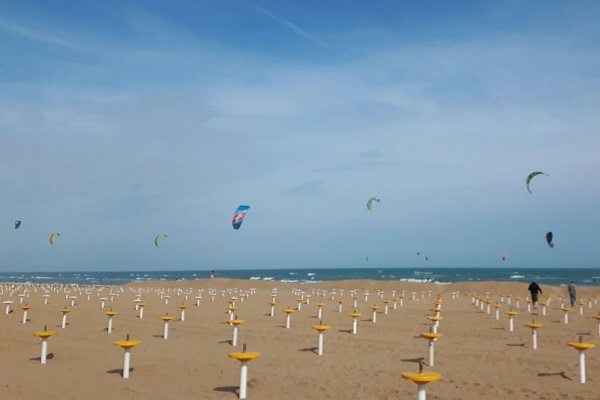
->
<box><xmin>256</xmin><ymin>7</ymin><xmax>324</xmax><ymax>45</ymax></box>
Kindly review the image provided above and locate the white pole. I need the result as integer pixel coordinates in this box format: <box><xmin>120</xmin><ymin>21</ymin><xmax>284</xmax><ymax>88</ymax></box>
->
<box><xmin>40</xmin><ymin>339</ymin><xmax>48</xmax><ymax>365</ymax></box>
<box><xmin>123</xmin><ymin>348</ymin><xmax>131</xmax><ymax>378</ymax></box>
<box><xmin>239</xmin><ymin>361</ymin><xmax>249</xmax><ymax>399</ymax></box>
<box><xmin>509</xmin><ymin>316</ymin><xmax>514</xmax><ymax>332</ymax></box>
<box><xmin>318</xmin><ymin>332</ymin><xmax>324</xmax><ymax>356</ymax></box>
<box><xmin>108</xmin><ymin>316</ymin><xmax>113</xmax><ymax>333</ymax></box>
<box><xmin>532</xmin><ymin>330</ymin><xmax>538</xmax><ymax>350</ymax></box>
<box><xmin>286</xmin><ymin>314</ymin><xmax>291</xmax><ymax>329</ymax></box>
<box><xmin>417</xmin><ymin>383</ymin><xmax>426</xmax><ymax>400</ymax></box>
<box><xmin>352</xmin><ymin>318</ymin><xmax>357</xmax><ymax>334</ymax></box>
<box><xmin>61</xmin><ymin>314</ymin><xmax>67</xmax><ymax>329</ymax></box>
<box><xmin>578</xmin><ymin>351</ymin><xmax>586</xmax><ymax>384</ymax></box>
<box><xmin>163</xmin><ymin>322</ymin><xmax>169</xmax><ymax>339</ymax></box>
<box><xmin>233</xmin><ymin>326</ymin><xmax>238</xmax><ymax>347</ymax></box>
<box><xmin>428</xmin><ymin>340</ymin><xmax>435</xmax><ymax>366</ymax></box>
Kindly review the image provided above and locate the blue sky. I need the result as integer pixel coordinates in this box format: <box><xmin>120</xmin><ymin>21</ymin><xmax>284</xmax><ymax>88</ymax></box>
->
<box><xmin>1</xmin><ymin>1</ymin><xmax>600</xmax><ymax>272</ymax></box>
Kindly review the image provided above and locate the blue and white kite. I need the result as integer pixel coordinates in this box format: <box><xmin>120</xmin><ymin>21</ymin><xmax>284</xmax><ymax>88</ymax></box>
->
<box><xmin>232</xmin><ymin>205</ymin><xmax>251</xmax><ymax>230</ymax></box>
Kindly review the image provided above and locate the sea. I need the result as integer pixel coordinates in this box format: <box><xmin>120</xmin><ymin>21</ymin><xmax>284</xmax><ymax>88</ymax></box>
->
<box><xmin>0</xmin><ymin>268</ymin><xmax>599</xmax><ymax>287</ymax></box>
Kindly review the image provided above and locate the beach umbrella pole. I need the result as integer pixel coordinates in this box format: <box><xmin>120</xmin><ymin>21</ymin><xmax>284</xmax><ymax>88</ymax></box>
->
<box><xmin>41</xmin><ymin>338</ymin><xmax>49</xmax><ymax>364</ymax></box>
<box><xmin>578</xmin><ymin>350</ymin><xmax>586</xmax><ymax>384</ymax></box>
<box><xmin>123</xmin><ymin>348</ymin><xmax>132</xmax><ymax>378</ymax></box>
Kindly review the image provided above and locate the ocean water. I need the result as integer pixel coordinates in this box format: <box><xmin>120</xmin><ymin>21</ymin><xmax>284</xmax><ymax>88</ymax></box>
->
<box><xmin>0</xmin><ymin>267</ymin><xmax>599</xmax><ymax>287</ymax></box>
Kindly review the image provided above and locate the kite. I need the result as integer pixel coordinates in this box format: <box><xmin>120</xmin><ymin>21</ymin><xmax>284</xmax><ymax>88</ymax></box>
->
<box><xmin>367</xmin><ymin>197</ymin><xmax>380</xmax><ymax>212</ymax></box>
<box><xmin>14</xmin><ymin>220</ymin><xmax>21</xmax><ymax>229</ymax></box>
<box><xmin>526</xmin><ymin>171</ymin><xmax>547</xmax><ymax>193</ymax></box>
<box><xmin>49</xmin><ymin>232</ymin><xmax>60</xmax><ymax>244</ymax></box>
<box><xmin>416</xmin><ymin>248</ymin><xmax>421</xmax><ymax>256</ymax></box>
<box><xmin>501</xmin><ymin>254</ymin><xmax>506</xmax><ymax>261</ymax></box>
<box><xmin>546</xmin><ymin>231</ymin><xmax>554</xmax><ymax>248</ymax></box>
<box><xmin>232</xmin><ymin>205</ymin><xmax>251</xmax><ymax>230</ymax></box>
<box><xmin>154</xmin><ymin>234</ymin><xmax>168</xmax><ymax>247</ymax></box>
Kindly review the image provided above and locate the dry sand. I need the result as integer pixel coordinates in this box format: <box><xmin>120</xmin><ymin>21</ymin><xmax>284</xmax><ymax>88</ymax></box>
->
<box><xmin>1</xmin><ymin>279</ymin><xmax>598</xmax><ymax>399</ymax></box>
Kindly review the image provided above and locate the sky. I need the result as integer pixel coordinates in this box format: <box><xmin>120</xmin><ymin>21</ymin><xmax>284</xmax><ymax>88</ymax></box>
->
<box><xmin>1</xmin><ymin>1</ymin><xmax>600</xmax><ymax>272</ymax></box>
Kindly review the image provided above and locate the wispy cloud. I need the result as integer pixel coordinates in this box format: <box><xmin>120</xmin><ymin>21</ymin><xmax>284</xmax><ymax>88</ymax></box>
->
<box><xmin>314</xmin><ymin>159</ymin><xmax>395</xmax><ymax>174</ymax></box>
<box><xmin>282</xmin><ymin>180</ymin><xmax>325</xmax><ymax>196</ymax></box>
<box><xmin>256</xmin><ymin>7</ymin><xmax>324</xmax><ymax>45</ymax></box>
<box><xmin>0</xmin><ymin>18</ymin><xmax>82</xmax><ymax>50</ymax></box>
<box><xmin>360</xmin><ymin>150</ymin><xmax>385</xmax><ymax>159</ymax></box>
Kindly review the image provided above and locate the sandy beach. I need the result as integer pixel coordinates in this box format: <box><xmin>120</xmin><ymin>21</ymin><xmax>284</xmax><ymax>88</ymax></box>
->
<box><xmin>1</xmin><ymin>279</ymin><xmax>598</xmax><ymax>399</ymax></box>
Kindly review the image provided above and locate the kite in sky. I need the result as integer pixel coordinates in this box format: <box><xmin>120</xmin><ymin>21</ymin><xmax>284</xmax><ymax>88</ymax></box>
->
<box><xmin>526</xmin><ymin>171</ymin><xmax>547</xmax><ymax>193</ymax></box>
<box><xmin>14</xmin><ymin>220</ymin><xmax>21</xmax><ymax>229</ymax></box>
<box><xmin>155</xmin><ymin>234</ymin><xmax>168</xmax><ymax>247</ymax></box>
<box><xmin>49</xmin><ymin>232</ymin><xmax>60</xmax><ymax>244</ymax></box>
<box><xmin>232</xmin><ymin>205</ymin><xmax>251</xmax><ymax>230</ymax></box>
<box><xmin>546</xmin><ymin>231</ymin><xmax>554</xmax><ymax>248</ymax></box>
<box><xmin>367</xmin><ymin>197</ymin><xmax>380</xmax><ymax>212</ymax></box>
<box><xmin>501</xmin><ymin>254</ymin><xmax>506</xmax><ymax>261</ymax></box>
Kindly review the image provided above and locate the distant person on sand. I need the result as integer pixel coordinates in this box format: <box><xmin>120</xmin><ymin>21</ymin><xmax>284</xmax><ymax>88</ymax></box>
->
<box><xmin>210</xmin><ymin>270</ymin><xmax>215</xmax><ymax>279</ymax></box>
<box><xmin>528</xmin><ymin>280</ymin><xmax>542</xmax><ymax>309</ymax></box>
<box><xmin>567</xmin><ymin>281</ymin><xmax>577</xmax><ymax>306</ymax></box>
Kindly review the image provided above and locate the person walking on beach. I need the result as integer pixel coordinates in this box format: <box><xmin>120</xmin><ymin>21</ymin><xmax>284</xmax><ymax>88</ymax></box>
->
<box><xmin>528</xmin><ymin>280</ymin><xmax>542</xmax><ymax>309</ymax></box>
<box><xmin>567</xmin><ymin>281</ymin><xmax>577</xmax><ymax>306</ymax></box>
<box><xmin>210</xmin><ymin>270</ymin><xmax>215</xmax><ymax>279</ymax></box>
